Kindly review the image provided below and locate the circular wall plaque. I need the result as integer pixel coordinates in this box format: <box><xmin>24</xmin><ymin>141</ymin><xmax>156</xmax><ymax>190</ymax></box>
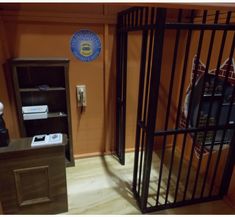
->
<box><xmin>70</xmin><ymin>30</ymin><xmax>101</xmax><ymax>62</ymax></box>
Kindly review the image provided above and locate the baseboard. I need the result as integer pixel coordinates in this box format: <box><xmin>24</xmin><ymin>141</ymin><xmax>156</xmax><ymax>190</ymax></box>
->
<box><xmin>125</xmin><ymin>148</ymin><xmax>135</xmax><ymax>152</ymax></box>
<box><xmin>74</xmin><ymin>148</ymin><xmax>135</xmax><ymax>159</ymax></box>
<box><xmin>74</xmin><ymin>152</ymin><xmax>108</xmax><ymax>159</ymax></box>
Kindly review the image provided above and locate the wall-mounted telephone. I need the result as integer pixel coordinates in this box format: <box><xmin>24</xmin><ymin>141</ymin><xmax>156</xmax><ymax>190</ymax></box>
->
<box><xmin>76</xmin><ymin>85</ymin><xmax>87</xmax><ymax>110</ymax></box>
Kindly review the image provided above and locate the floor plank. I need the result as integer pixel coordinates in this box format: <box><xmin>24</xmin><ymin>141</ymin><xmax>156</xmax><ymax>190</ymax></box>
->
<box><xmin>63</xmin><ymin>152</ymin><xmax>235</xmax><ymax>214</ymax></box>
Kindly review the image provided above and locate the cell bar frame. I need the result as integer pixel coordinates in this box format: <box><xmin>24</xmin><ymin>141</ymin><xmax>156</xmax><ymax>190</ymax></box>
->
<box><xmin>116</xmin><ymin>6</ymin><xmax>235</xmax><ymax>213</ymax></box>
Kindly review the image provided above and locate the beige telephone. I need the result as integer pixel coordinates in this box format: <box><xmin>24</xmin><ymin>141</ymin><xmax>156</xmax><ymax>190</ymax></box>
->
<box><xmin>76</xmin><ymin>85</ymin><xmax>87</xmax><ymax>111</ymax></box>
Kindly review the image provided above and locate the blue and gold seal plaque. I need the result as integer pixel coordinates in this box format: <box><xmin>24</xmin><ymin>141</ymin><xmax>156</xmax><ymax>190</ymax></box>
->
<box><xmin>71</xmin><ymin>30</ymin><xmax>101</xmax><ymax>62</ymax></box>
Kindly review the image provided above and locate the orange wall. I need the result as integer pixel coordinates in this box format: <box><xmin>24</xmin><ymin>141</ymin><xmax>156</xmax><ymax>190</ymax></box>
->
<box><xmin>0</xmin><ymin>3</ymin><xmax>129</xmax><ymax>157</ymax></box>
<box><xmin>0</xmin><ymin>3</ymin><xmax>147</xmax><ymax>158</ymax></box>
<box><xmin>0</xmin><ymin>19</ymin><xmax>19</xmax><ymax>138</ymax></box>
<box><xmin>125</xmin><ymin>32</ymin><xmax>142</xmax><ymax>150</ymax></box>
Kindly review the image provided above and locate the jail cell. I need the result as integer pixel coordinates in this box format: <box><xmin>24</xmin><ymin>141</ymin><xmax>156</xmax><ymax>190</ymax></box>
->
<box><xmin>116</xmin><ymin>7</ymin><xmax>235</xmax><ymax>213</ymax></box>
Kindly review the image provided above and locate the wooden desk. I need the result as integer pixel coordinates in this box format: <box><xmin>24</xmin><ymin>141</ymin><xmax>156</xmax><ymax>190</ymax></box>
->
<box><xmin>0</xmin><ymin>135</ymin><xmax>68</xmax><ymax>214</ymax></box>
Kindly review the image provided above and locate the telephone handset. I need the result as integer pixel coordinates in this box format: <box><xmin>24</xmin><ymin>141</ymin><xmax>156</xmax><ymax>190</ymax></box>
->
<box><xmin>76</xmin><ymin>85</ymin><xmax>86</xmax><ymax>112</ymax></box>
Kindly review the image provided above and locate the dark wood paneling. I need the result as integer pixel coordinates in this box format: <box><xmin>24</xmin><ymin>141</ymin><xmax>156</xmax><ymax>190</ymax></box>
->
<box><xmin>0</xmin><ymin>137</ymin><xmax>68</xmax><ymax>214</ymax></box>
<box><xmin>24</xmin><ymin>118</ymin><xmax>68</xmax><ymax>136</ymax></box>
<box><xmin>17</xmin><ymin>66</ymin><xmax>66</xmax><ymax>88</ymax></box>
<box><xmin>14</xmin><ymin>166</ymin><xmax>51</xmax><ymax>207</ymax></box>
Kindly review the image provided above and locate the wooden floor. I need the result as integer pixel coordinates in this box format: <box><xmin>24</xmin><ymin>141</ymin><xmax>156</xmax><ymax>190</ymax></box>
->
<box><xmin>63</xmin><ymin>152</ymin><xmax>235</xmax><ymax>214</ymax></box>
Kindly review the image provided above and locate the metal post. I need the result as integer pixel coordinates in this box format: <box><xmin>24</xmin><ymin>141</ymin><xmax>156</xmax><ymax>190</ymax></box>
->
<box><xmin>140</xmin><ymin>8</ymin><xmax>166</xmax><ymax>212</ymax></box>
<box><xmin>133</xmin><ymin>7</ymin><xmax>149</xmax><ymax>194</ymax></box>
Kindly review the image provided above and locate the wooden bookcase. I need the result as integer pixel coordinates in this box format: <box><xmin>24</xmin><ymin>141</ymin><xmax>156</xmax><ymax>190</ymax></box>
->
<box><xmin>10</xmin><ymin>58</ymin><xmax>74</xmax><ymax>166</ymax></box>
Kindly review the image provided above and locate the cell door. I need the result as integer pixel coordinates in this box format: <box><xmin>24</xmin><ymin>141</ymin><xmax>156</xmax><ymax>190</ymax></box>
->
<box><xmin>116</xmin><ymin>6</ymin><xmax>235</xmax><ymax>213</ymax></box>
<box><xmin>115</xmin><ymin>13</ymin><xmax>128</xmax><ymax>165</ymax></box>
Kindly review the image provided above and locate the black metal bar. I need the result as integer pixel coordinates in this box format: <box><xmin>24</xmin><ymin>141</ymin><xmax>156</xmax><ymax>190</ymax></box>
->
<box><xmin>220</xmin><ymin>85</ymin><xmax>235</xmax><ymax>195</ymax></box>
<box><xmin>165</xmin><ymin>23</ymin><xmax>235</xmax><ymax>30</ymax></box>
<box><xmin>128</xmin><ymin>11</ymin><xmax>131</xmax><ymax>28</ymax></box>
<box><xmin>200</xmin><ymin>11</ymin><xmax>232</xmax><ymax>198</ymax></box>
<box><xmin>135</xmin><ymin>8</ymin><xmax>139</xmax><ymax>27</ymax></box>
<box><xmin>192</xmin><ymin>12</ymin><xmax>223</xmax><ymax>199</ymax></box>
<box><xmin>137</xmin><ymin>8</ymin><xmax>149</xmax><ymax>196</ymax></box>
<box><xmin>139</xmin><ymin>8</ymin><xmax>144</xmax><ymax>27</ymax></box>
<box><xmin>191</xmin><ymin>10</ymin><xmax>222</xmax><ymax>200</ymax></box>
<box><xmin>137</xmin><ymin>7</ymin><xmax>154</xmax><ymax>196</ymax></box>
<box><xmin>209</xmin><ymin>135</ymin><xmax>230</xmax><ymax>195</ymax></box>
<box><xmin>206</xmin><ymin>11</ymin><xmax>232</xmax><ymax>196</ymax></box>
<box><xmin>120</xmin><ymin>29</ymin><xmax>128</xmax><ymax>165</ymax></box>
<box><xmin>131</xmin><ymin>10</ymin><xmax>135</xmax><ymax>28</ymax></box>
<box><xmin>137</xmin><ymin>120</ymin><xmax>146</xmax><ymax>129</ymax></box>
<box><xmin>133</xmin><ymin>9</ymin><xmax>136</xmax><ymax>27</ymax></box>
<box><xmin>118</xmin><ymin>6</ymin><xmax>142</xmax><ymax>16</ymax></box>
<box><xmin>117</xmin><ymin>39</ymin><xmax>123</xmax><ymax>159</ymax></box>
<box><xmin>154</xmin><ymin>8</ymin><xmax>182</xmax><ymax>205</ymax></box>
<box><xmin>125</xmin><ymin>13</ymin><xmax>128</xmax><ymax>28</ymax></box>
<box><xmin>119</xmin><ymin>23</ymin><xmax>235</xmax><ymax>33</ymax></box>
<box><xmin>146</xmin><ymin>195</ymin><xmax>221</xmax><ymax>213</ymax></box>
<box><xmin>220</xmin><ymin>133</ymin><xmax>235</xmax><ymax>194</ymax></box>
<box><xmin>187</xmin><ymin>11</ymin><xmax>230</xmax><ymax>19</ymax></box>
<box><xmin>165</xmin><ymin>9</ymin><xmax>194</xmax><ymax>204</ymax></box>
<box><xmin>122</xmin><ymin>14</ymin><xmax>125</xmax><ymax>28</ymax></box>
<box><xmin>219</xmin><ymin>86</ymin><xmax>235</xmax><ymax>195</ymax></box>
<box><xmin>140</xmin><ymin>8</ymin><xmax>166</xmax><ymax>211</ymax></box>
<box><xmin>155</xmin><ymin>8</ymin><xmax>181</xmax><ymax>206</ymax></box>
<box><xmin>133</xmin><ymin>8</ymin><xmax>149</xmax><ymax>194</ymax></box>
<box><xmin>117</xmin><ymin>16</ymin><xmax>124</xmax><ymax>163</ymax></box>
<box><xmin>116</xmin><ymin>13</ymin><xmax>128</xmax><ymax>165</ymax></box>
<box><xmin>116</xmin><ymin>14</ymin><xmax>122</xmax><ymax>160</ymax></box>
<box><xmin>142</xmin><ymin>7</ymin><xmax>155</xmax><ymax>127</ymax></box>
<box><xmin>209</xmin><ymin>30</ymin><xmax>235</xmax><ymax>196</ymax></box>
<box><xmin>132</xmin><ymin>188</ymin><xmax>142</xmax><ymax>213</ymax></box>
<box><xmin>154</xmin><ymin>124</ymin><xmax>235</xmax><ymax>136</ymax></box>
<box><xmin>182</xmin><ymin>10</ymin><xmax>208</xmax><ymax>201</ymax></box>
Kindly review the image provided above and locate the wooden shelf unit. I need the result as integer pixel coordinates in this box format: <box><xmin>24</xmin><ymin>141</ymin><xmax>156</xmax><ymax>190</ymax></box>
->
<box><xmin>10</xmin><ymin>58</ymin><xmax>74</xmax><ymax>166</ymax></box>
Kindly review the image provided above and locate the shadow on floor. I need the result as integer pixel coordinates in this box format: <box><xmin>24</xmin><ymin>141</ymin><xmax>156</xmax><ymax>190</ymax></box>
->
<box><xmin>100</xmin><ymin>154</ymin><xmax>140</xmax><ymax>211</ymax></box>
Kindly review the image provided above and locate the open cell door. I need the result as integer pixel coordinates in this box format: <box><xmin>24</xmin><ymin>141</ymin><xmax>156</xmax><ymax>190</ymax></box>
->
<box><xmin>115</xmin><ymin>13</ymin><xmax>128</xmax><ymax>165</ymax></box>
